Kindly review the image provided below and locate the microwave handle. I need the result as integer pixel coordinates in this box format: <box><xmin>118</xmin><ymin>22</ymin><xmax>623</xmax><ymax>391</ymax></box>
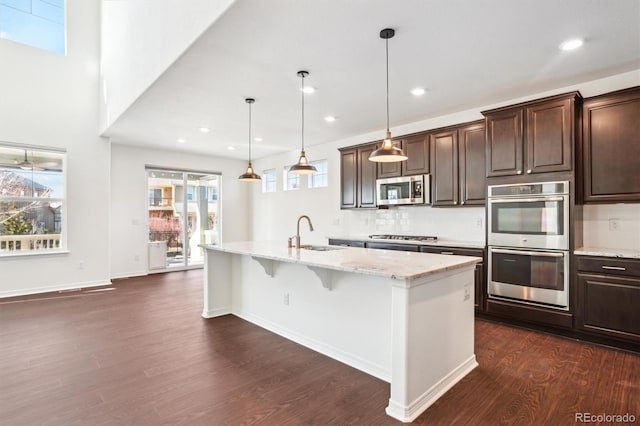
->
<box><xmin>491</xmin><ymin>248</ymin><xmax>564</xmax><ymax>258</ymax></box>
<box><xmin>490</xmin><ymin>197</ymin><xmax>564</xmax><ymax>203</ymax></box>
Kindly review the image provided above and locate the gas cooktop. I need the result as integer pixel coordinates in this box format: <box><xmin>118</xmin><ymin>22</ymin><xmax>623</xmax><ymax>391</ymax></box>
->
<box><xmin>368</xmin><ymin>234</ymin><xmax>438</xmax><ymax>242</ymax></box>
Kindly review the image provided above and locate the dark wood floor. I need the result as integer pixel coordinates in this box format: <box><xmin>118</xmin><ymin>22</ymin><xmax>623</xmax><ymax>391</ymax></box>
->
<box><xmin>1</xmin><ymin>270</ymin><xmax>638</xmax><ymax>425</ymax></box>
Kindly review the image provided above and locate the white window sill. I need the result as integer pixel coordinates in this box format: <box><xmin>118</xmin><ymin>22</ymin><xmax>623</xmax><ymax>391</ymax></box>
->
<box><xmin>0</xmin><ymin>250</ymin><xmax>70</xmax><ymax>259</ymax></box>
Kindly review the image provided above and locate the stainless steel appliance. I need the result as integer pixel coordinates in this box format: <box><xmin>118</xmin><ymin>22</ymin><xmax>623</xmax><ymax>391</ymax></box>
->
<box><xmin>488</xmin><ymin>181</ymin><xmax>569</xmax><ymax>250</ymax></box>
<box><xmin>376</xmin><ymin>175</ymin><xmax>430</xmax><ymax>206</ymax></box>
<box><xmin>488</xmin><ymin>247</ymin><xmax>569</xmax><ymax>309</ymax></box>
<box><xmin>369</xmin><ymin>234</ymin><xmax>437</xmax><ymax>242</ymax></box>
<box><xmin>487</xmin><ymin>181</ymin><xmax>570</xmax><ymax>310</ymax></box>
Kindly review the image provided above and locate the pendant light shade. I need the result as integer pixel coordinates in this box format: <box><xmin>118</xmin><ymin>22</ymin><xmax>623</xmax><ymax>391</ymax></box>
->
<box><xmin>239</xmin><ymin>98</ymin><xmax>262</xmax><ymax>182</ymax></box>
<box><xmin>289</xmin><ymin>71</ymin><xmax>317</xmax><ymax>175</ymax></box>
<box><xmin>369</xmin><ymin>28</ymin><xmax>408</xmax><ymax>163</ymax></box>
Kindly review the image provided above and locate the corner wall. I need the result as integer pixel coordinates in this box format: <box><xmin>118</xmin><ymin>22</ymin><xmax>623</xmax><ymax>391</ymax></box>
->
<box><xmin>109</xmin><ymin>144</ymin><xmax>251</xmax><ymax>278</ymax></box>
<box><xmin>0</xmin><ymin>0</ymin><xmax>111</xmax><ymax>297</ymax></box>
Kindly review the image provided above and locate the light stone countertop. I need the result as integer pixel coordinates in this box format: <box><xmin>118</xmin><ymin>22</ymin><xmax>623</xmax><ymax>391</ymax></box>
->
<box><xmin>201</xmin><ymin>241</ymin><xmax>481</xmax><ymax>280</ymax></box>
<box><xmin>574</xmin><ymin>247</ymin><xmax>640</xmax><ymax>259</ymax></box>
<box><xmin>327</xmin><ymin>235</ymin><xmax>486</xmax><ymax>250</ymax></box>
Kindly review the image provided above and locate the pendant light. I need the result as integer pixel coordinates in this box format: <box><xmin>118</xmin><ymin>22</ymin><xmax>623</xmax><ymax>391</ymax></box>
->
<box><xmin>289</xmin><ymin>70</ymin><xmax>317</xmax><ymax>174</ymax></box>
<box><xmin>238</xmin><ymin>98</ymin><xmax>261</xmax><ymax>182</ymax></box>
<box><xmin>369</xmin><ymin>28</ymin><xmax>408</xmax><ymax>163</ymax></box>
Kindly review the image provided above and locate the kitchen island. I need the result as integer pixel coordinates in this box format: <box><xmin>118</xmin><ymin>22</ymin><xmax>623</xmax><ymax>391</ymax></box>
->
<box><xmin>201</xmin><ymin>241</ymin><xmax>480</xmax><ymax>422</ymax></box>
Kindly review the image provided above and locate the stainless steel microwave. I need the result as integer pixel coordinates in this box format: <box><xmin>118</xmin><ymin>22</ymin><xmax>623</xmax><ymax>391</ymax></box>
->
<box><xmin>376</xmin><ymin>175</ymin><xmax>430</xmax><ymax>206</ymax></box>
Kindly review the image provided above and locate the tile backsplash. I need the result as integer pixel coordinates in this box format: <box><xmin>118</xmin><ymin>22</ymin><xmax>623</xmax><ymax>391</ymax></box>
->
<box><xmin>582</xmin><ymin>204</ymin><xmax>640</xmax><ymax>250</ymax></box>
<box><xmin>341</xmin><ymin>206</ymin><xmax>485</xmax><ymax>243</ymax></box>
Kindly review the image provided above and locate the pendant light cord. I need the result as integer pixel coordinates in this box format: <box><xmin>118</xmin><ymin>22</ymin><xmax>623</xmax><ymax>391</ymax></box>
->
<box><xmin>301</xmin><ymin>73</ymin><xmax>305</xmax><ymax>151</ymax></box>
<box><xmin>385</xmin><ymin>37</ymin><xmax>390</xmax><ymax>133</ymax></box>
<box><xmin>248</xmin><ymin>101</ymin><xmax>252</xmax><ymax>162</ymax></box>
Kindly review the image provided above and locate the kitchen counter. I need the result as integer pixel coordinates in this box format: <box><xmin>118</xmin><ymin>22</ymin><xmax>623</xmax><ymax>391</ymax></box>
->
<box><xmin>574</xmin><ymin>247</ymin><xmax>640</xmax><ymax>259</ymax></box>
<box><xmin>201</xmin><ymin>241</ymin><xmax>479</xmax><ymax>422</ymax></box>
<box><xmin>327</xmin><ymin>235</ymin><xmax>486</xmax><ymax>249</ymax></box>
<box><xmin>201</xmin><ymin>240</ymin><xmax>480</xmax><ymax>280</ymax></box>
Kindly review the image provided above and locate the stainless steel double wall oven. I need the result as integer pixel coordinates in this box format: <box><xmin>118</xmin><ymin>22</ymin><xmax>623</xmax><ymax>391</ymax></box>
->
<box><xmin>487</xmin><ymin>181</ymin><xmax>570</xmax><ymax>310</ymax></box>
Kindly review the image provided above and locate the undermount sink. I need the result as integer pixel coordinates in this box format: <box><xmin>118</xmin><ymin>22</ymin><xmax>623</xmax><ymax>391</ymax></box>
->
<box><xmin>301</xmin><ymin>245</ymin><xmax>345</xmax><ymax>251</ymax></box>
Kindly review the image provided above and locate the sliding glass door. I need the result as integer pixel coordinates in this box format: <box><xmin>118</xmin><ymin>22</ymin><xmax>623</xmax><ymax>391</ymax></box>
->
<box><xmin>147</xmin><ymin>168</ymin><xmax>220</xmax><ymax>270</ymax></box>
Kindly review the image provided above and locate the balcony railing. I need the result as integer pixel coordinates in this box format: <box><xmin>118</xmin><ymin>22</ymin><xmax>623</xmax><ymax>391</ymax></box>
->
<box><xmin>0</xmin><ymin>234</ymin><xmax>61</xmax><ymax>252</ymax></box>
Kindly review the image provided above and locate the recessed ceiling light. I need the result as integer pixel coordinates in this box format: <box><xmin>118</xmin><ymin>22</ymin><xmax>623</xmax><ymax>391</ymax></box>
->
<box><xmin>410</xmin><ymin>88</ymin><xmax>426</xmax><ymax>96</ymax></box>
<box><xmin>559</xmin><ymin>38</ymin><xmax>583</xmax><ymax>51</ymax></box>
<box><xmin>177</xmin><ymin>138</ymin><xmax>186</xmax><ymax>143</ymax></box>
<box><xmin>324</xmin><ymin>116</ymin><xmax>337</xmax><ymax>122</ymax></box>
<box><xmin>199</xmin><ymin>127</ymin><xmax>210</xmax><ymax>133</ymax></box>
<box><xmin>301</xmin><ymin>86</ymin><xmax>316</xmax><ymax>94</ymax></box>
<box><xmin>254</xmin><ymin>137</ymin><xmax>263</xmax><ymax>142</ymax></box>
<box><xmin>227</xmin><ymin>146</ymin><xmax>235</xmax><ymax>151</ymax></box>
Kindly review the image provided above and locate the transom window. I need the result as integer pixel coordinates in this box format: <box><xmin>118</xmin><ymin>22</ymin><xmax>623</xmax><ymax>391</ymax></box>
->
<box><xmin>0</xmin><ymin>0</ymin><xmax>66</xmax><ymax>55</ymax></box>
<box><xmin>0</xmin><ymin>143</ymin><xmax>66</xmax><ymax>255</ymax></box>
<box><xmin>262</xmin><ymin>169</ymin><xmax>276</xmax><ymax>193</ymax></box>
<box><xmin>308</xmin><ymin>159</ymin><xmax>328</xmax><ymax>188</ymax></box>
<box><xmin>283</xmin><ymin>166</ymin><xmax>300</xmax><ymax>191</ymax></box>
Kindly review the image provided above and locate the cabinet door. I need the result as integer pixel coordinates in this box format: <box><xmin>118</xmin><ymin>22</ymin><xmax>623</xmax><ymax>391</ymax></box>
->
<box><xmin>340</xmin><ymin>148</ymin><xmax>357</xmax><ymax>209</ymax></box>
<box><xmin>401</xmin><ymin>133</ymin><xmax>429</xmax><ymax>176</ymax></box>
<box><xmin>526</xmin><ymin>98</ymin><xmax>573</xmax><ymax>174</ymax></box>
<box><xmin>583</xmin><ymin>89</ymin><xmax>640</xmax><ymax>202</ymax></box>
<box><xmin>357</xmin><ymin>145</ymin><xmax>378</xmax><ymax>208</ymax></box>
<box><xmin>485</xmin><ymin>109</ymin><xmax>523</xmax><ymax>177</ymax></box>
<box><xmin>458</xmin><ymin>122</ymin><xmax>486</xmax><ymax>206</ymax></box>
<box><xmin>376</xmin><ymin>140</ymin><xmax>403</xmax><ymax>178</ymax></box>
<box><xmin>431</xmin><ymin>129</ymin><xmax>459</xmax><ymax>206</ymax></box>
<box><xmin>578</xmin><ymin>273</ymin><xmax>640</xmax><ymax>342</ymax></box>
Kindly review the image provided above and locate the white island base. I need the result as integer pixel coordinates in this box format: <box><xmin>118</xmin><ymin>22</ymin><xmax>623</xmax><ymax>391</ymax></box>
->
<box><xmin>202</xmin><ymin>242</ymin><xmax>479</xmax><ymax>423</ymax></box>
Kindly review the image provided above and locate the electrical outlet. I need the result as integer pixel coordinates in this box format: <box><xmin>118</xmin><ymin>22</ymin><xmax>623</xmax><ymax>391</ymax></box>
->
<box><xmin>78</xmin><ymin>261</ymin><xmax>84</xmax><ymax>270</ymax></box>
<box><xmin>134</xmin><ymin>254</ymin><xmax>140</xmax><ymax>261</ymax></box>
<box><xmin>475</xmin><ymin>218</ymin><xmax>483</xmax><ymax>228</ymax></box>
<box><xmin>332</xmin><ymin>218</ymin><xmax>340</xmax><ymax>225</ymax></box>
<box><xmin>283</xmin><ymin>293</ymin><xmax>290</xmax><ymax>306</ymax></box>
<box><xmin>463</xmin><ymin>284</ymin><xmax>471</xmax><ymax>301</ymax></box>
<box><xmin>609</xmin><ymin>218</ymin><xmax>620</xmax><ymax>231</ymax></box>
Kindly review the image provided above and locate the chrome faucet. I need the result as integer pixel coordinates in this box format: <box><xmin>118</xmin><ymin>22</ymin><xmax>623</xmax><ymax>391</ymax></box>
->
<box><xmin>289</xmin><ymin>215</ymin><xmax>314</xmax><ymax>249</ymax></box>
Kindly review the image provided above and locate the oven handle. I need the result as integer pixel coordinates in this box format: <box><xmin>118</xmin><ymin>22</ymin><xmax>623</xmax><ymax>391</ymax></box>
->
<box><xmin>491</xmin><ymin>248</ymin><xmax>565</xmax><ymax>258</ymax></box>
<box><xmin>489</xmin><ymin>196</ymin><xmax>564</xmax><ymax>203</ymax></box>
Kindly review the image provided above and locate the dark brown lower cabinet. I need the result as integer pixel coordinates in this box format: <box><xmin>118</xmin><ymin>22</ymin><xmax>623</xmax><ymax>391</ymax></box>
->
<box><xmin>577</xmin><ymin>256</ymin><xmax>640</xmax><ymax>343</ymax></box>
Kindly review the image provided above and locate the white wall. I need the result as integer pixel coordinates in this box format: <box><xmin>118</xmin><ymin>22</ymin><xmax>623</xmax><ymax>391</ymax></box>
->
<box><xmin>99</xmin><ymin>0</ymin><xmax>235</xmax><ymax>131</ymax></box>
<box><xmin>252</xmin><ymin>70</ymin><xmax>640</xmax><ymax>247</ymax></box>
<box><xmin>0</xmin><ymin>0</ymin><xmax>111</xmax><ymax>297</ymax></box>
<box><xmin>110</xmin><ymin>144</ymin><xmax>251</xmax><ymax>278</ymax></box>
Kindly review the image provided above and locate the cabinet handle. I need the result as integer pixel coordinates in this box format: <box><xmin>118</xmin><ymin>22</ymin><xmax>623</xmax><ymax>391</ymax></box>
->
<box><xmin>453</xmin><ymin>201</ymin><xmax>458</xmax><ymax>205</ymax></box>
<box><xmin>526</xmin><ymin>169</ymin><xmax>532</xmax><ymax>174</ymax></box>
<box><xmin>440</xmin><ymin>251</ymin><xmax>455</xmax><ymax>255</ymax></box>
<box><xmin>602</xmin><ymin>265</ymin><xmax>626</xmax><ymax>271</ymax></box>
<box><xmin>516</xmin><ymin>170</ymin><xmax>522</xmax><ymax>175</ymax></box>
<box><xmin>461</xmin><ymin>201</ymin><xmax>465</xmax><ymax>205</ymax></box>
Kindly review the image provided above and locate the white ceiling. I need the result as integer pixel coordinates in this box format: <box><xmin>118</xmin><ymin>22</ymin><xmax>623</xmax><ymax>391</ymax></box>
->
<box><xmin>102</xmin><ymin>0</ymin><xmax>640</xmax><ymax>161</ymax></box>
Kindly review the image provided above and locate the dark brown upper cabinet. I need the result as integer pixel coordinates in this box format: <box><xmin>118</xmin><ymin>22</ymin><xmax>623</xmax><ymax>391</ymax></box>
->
<box><xmin>376</xmin><ymin>139</ymin><xmax>403</xmax><ymax>178</ymax></box>
<box><xmin>459</xmin><ymin>121</ymin><xmax>486</xmax><ymax>205</ymax></box>
<box><xmin>339</xmin><ymin>143</ymin><xmax>378</xmax><ymax>209</ymax></box>
<box><xmin>431</xmin><ymin>129</ymin><xmax>459</xmax><ymax>206</ymax></box>
<box><xmin>357</xmin><ymin>144</ymin><xmax>378</xmax><ymax>208</ymax></box>
<box><xmin>581</xmin><ymin>86</ymin><xmax>640</xmax><ymax>203</ymax></box>
<box><xmin>431</xmin><ymin>120</ymin><xmax>486</xmax><ymax>207</ymax></box>
<box><xmin>401</xmin><ymin>133</ymin><xmax>430</xmax><ymax>176</ymax></box>
<box><xmin>483</xmin><ymin>92</ymin><xmax>580</xmax><ymax>177</ymax></box>
<box><xmin>339</xmin><ymin>148</ymin><xmax>357</xmax><ymax>209</ymax></box>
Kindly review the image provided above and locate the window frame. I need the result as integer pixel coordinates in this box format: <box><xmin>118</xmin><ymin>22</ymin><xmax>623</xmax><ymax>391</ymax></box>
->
<box><xmin>0</xmin><ymin>142</ymin><xmax>67</xmax><ymax>257</ymax></box>
<box><xmin>262</xmin><ymin>169</ymin><xmax>277</xmax><ymax>193</ymax></box>
<box><xmin>283</xmin><ymin>166</ymin><xmax>300</xmax><ymax>191</ymax></box>
<box><xmin>308</xmin><ymin>159</ymin><xmax>328</xmax><ymax>189</ymax></box>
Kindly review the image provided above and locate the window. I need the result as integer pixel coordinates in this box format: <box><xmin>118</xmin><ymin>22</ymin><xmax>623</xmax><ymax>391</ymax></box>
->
<box><xmin>0</xmin><ymin>0</ymin><xmax>66</xmax><ymax>55</ymax></box>
<box><xmin>283</xmin><ymin>166</ymin><xmax>300</xmax><ymax>191</ymax></box>
<box><xmin>308</xmin><ymin>159</ymin><xmax>328</xmax><ymax>188</ymax></box>
<box><xmin>262</xmin><ymin>169</ymin><xmax>276</xmax><ymax>193</ymax></box>
<box><xmin>0</xmin><ymin>144</ymin><xmax>65</xmax><ymax>254</ymax></box>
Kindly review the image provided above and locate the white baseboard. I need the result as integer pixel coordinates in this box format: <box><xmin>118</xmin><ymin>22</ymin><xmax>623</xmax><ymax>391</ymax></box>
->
<box><xmin>0</xmin><ymin>279</ymin><xmax>113</xmax><ymax>299</ymax></box>
<box><xmin>201</xmin><ymin>307</ymin><xmax>232</xmax><ymax>318</ymax></box>
<box><xmin>110</xmin><ymin>271</ymin><xmax>148</xmax><ymax>280</ymax></box>
<box><xmin>235</xmin><ymin>310</ymin><xmax>391</xmax><ymax>382</ymax></box>
<box><xmin>386</xmin><ymin>354</ymin><xmax>478</xmax><ymax>423</ymax></box>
